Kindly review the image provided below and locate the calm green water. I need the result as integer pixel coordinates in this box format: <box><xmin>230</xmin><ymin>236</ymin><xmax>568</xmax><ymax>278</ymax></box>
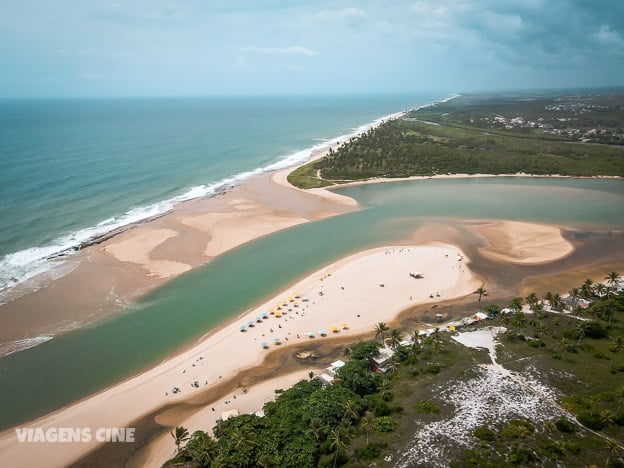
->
<box><xmin>0</xmin><ymin>177</ymin><xmax>622</xmax><ymax>430</ymax></box>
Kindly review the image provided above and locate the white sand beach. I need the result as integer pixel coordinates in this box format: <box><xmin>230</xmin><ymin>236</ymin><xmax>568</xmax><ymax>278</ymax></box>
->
<box><xmin>0</xmin><ymin>243</ymin><xmax>481</xmax><ymax>467</ymax></box>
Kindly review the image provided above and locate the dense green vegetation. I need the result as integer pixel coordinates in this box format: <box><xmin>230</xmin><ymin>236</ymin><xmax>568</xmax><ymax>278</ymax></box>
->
<box><xmin>165</xmin><ymin>275</ymin><xmax>624</xmax><ymax>467</ymax></box>
<box><xmin>287</xmin><ymin>92</ymin><xmax>624</xmax><ymax>188</ymax></box>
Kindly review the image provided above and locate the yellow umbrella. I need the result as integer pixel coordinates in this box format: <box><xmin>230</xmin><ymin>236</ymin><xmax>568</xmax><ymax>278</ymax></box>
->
<box><xmin>331</xmin><ymin>326</ymin><xmax>339</xmax><ymax>332</ymax></box>
<box><xmin>288</xmin><ymin>297</ymin><xmax>294</xmax><ymax>302</ymax></box>
<box><xmin>341</xmin><ymin>323</ymin><xmax>348</xmax><ymax>329</ymax></box>
<box><xmin>294</xmin><ymin>292</ymin><xmax>301</xmax><ymax>298</ymax></box>
<box><xmin>275</xmin><ymin>312</ymin><xmax>282</xmax><ymax>318</ymax></box>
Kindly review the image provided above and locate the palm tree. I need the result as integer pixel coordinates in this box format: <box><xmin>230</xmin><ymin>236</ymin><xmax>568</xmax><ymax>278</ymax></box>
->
<box><xmin>508</xmin><ymin>296</ymin><xmax>524</xmax><ymax>313</ymax></box>
<box><xmin>600</xmin><ymin>409</ymin><xmax>615</xmax><ymax>427</ymax></box>
<box><xmin>604</xmin><ymin>438</ymin><xmax>621</xmax><ymax>467</ymax></box>
<box><xmin>257</xmin><ymin>453</ymin><xmax>278</xmax><ymax>468</ymax></box>
<box><xmin>525</xmin><ymin>292</ymin><xmax>539</xmax><ymax>312</ymax></box>
<box><xmin>606</xmin><ymin>271</ymin><xmax>621</xmax><ymax>288</ymax></box>
<box><xmin>171</xmin><ymin>426</ymin><xmax>190</xmax><ymax>453</ymax></box>
<box><xmin>187</xmin><ymin>431</ymin><xmax>219</xmax><ymax>466</ymax></box>
<box><xmin>474</xmin><ymin>287</ymin><xmax>488</xmax><ymax>308</ymax></box>
<box><xmin>305</xmin><ymin>418</ymin><xmax>327</xmax><ymax>442</ymax></box>
<box><xmin>231</xmin><ymin>427</ymin><xmax>257</xmax><ymax>453</ymax></box>
<box><xmin>360</xmin><ymin>412</ymin><xmax>376</xmax><ymax>444</ymax></box>
<box><xmin>543</xmin><ymin>291</ymin><xmax>554</xmax><ymax>309</ymax></box>
<box><xmin>388</xmin><ymin>329</ymin><xmax>403</xmax><ymax>350</ymax></box>
<box><xmin>374</xmin><ymin>322</ymin><xmax>390</xmax><ymax>343</ymax></box>
<box><xmin>552</xmin><ymin>293</ymin><xmax>563</xmax><ymax>311</ymax></box>
<box><xmin>343</xmin><ymin>399</ymin><xmax>359</xmax><ymax>424</ymax></box>
<box><xmin>329</xmin><ymin>427</ymin><xmax>348</xmax><ymax>468</ymax></box>
<box><xmin>581</xmin><ymin>278</ymin><xmax>595</xmax><ymax>298</ymax></box>
<box><xmin>569</xmin><ymin>287</ymin><xmax>581</xmax><ymax>307</ymax></box>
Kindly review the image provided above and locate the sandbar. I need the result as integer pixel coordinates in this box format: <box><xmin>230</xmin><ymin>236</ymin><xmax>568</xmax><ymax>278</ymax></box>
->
<box><xmin>477</xmin><ymin>220</ymin><xmax>574</xmax><ymax>264</ymax></box>
<box><xmin>0</xmin><ymin>243</ymin><xmax>481</xmax><ymax>467</ymax></box>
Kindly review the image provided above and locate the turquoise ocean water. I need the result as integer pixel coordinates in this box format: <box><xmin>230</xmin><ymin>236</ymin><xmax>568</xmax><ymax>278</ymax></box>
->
<box><xmin>0</xmin><ymin>95</ymin><xmax>623</xmax><ymax>430</ymax></box>
<box><xmin>0</xmin><ymin>95</ymin><xmax>430</xmax><ymax>300</ymax></box>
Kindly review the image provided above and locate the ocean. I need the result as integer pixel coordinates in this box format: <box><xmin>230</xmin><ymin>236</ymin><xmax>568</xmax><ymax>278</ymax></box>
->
<box><xmin>0</xmin><ymin>94</ymin><xmax>433</xmax><ymax>301</ymax></box>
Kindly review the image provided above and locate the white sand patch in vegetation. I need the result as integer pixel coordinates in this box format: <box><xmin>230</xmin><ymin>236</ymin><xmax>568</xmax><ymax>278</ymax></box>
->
<box><xmin>395</xmin><ymin>327</ymin><xmax>565</xmax><ymax>468</ymax></box>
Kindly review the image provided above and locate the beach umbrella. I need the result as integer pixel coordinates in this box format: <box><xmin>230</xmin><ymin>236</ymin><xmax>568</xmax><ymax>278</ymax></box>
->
<box><xmin>341</xmin><ymin>323</ymin><xmax>348</xmax><ymax>329</ymax></box>
<box><xmin>294</xmin><ymin>292</ymin><xmax>301</xmax><ymax>298</ymax></box>
<box><xmin>302</xmin><ymin>296</ymin><xmax>309</xmax><ymax>302</ymax></box>
<box><xmin>239</xmin><ymin>325</ymin><xmax>246</xmax><ymax>332</ymax></box>
<box><xmin>306</xmin><ymin>331</ymin><xmax>314</xmax><ymax>338</ymax></box>
<box><xmin>319</xmin><ymin>329</ymin><xmax>326</xmax><ymax>336</ymax></box>
<box><xmin>294</xmin><ymin>302</ymin><xmax>299</xmax><ymax>307</ymax></box>
<box><xmin>247</xmin><ymin>320</ymin><xmax>254</xmax><ymax>327</ymax></box>
<box><xmin>331</xmin><ymin>326</ymin><xmax>339</xmax><ymax>333</ymax></box>
<box><xmin>256</xmin><ymin>317</ymin><xmax>262</xmax><ymax>322</ymax></box>
<box><xmin>273</xmin><ymin>337</ymin><xmax>281</xmax><ymax>344</ymax></box>
<box><xmin>261</xmin><ymin>342</ymin><xmax>268</xmax><ymax>348</ymax></box>
<box><xmin>275</xmin><ymin>312</ymin><xmax>282</xmax><ymax>318</ymax></box>
<box><xmin>262</xmin><ymin>312</ymin><xmax>269</xmax><ymax>319</ymax></box>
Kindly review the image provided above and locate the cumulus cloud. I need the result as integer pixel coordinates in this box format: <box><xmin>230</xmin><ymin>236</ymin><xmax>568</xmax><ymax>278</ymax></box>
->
<box><xmin>591</xmin><ymin>24</ymin><xmax>624</xmax><ymax>49</ymax></box>
<box><xmin>241</xmin><ymin>46</ymin><xmax>318</xmax><ymax>57</ymax></box>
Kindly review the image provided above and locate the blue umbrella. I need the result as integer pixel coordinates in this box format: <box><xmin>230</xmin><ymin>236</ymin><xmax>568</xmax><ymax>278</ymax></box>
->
<box><xmin>248</xmin><ymin>320</ymin><xmax>254</xmax><ymax>327</ymax></box>
<box><xmin>239</xmin><ymin>325</ymin><xmax>247</xmax><ymax>332</ymax></box>
<box><xmin>319</xmin><ymin>329</ymin><xmax>326</xmax><ymax>336</ymax></box>
<box><xmin>256</xmin><ymin>317</ymin><xmax>262</xmax><ymax>322</ymax></box>
<box><xmin>262</xmin><ymin>312</ymin><xmax>269</xmax><ymax>318</ymax></box>
<box><xmin>261</xmin><ymin>342</ymin><xmax>268</xmax><ymax>348</ymax></box>
<box><xmin>273</xmin><ymin>337</ymin><xmax>281</xmax><ymax>342</ymax></box>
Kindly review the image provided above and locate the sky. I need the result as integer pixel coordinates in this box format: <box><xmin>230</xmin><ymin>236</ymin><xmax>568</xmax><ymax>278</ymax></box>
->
<box><xmin>1</xmin><ymin>0</ymin><xmax>623</xmax><ymax>98</ymax></box>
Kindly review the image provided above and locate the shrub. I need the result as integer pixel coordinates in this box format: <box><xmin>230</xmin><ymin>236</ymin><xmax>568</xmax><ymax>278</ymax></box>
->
<box><xmin>501</xmin><ymin>419</ymin><xmax>534</xmax><ymax>438</ymax></box>
<box><xmin>426</xmin><ymin>364</ymin><xmax>441</xmax><ymax>374</ymax></box>
<box><xmin>375</xmin><ymin>416</ymin><xmax>397</xmax><ymax>433</ymax></box>
<box><xmin>577</xmin><ymin>411</ymin><xmax>605</xmax><ymax>430</ymax></box>
<box><xmin>359</xmin><ymin>443</ymin><xmax>381</xmax><ymax>460</ymax></box>
<box><xmin>474</xmin><ymin>426</ymin><xmax>496</xmax><ymax>442</ymax></box>
<box><xmin>413</xmin><ymin>400</ymin><xmax>440</xmax><ymax>414</ymax></box>
<box><xmin>583</xmin><ymin>321</ymin><xmax>608</xmax><ymax>339</ymax></box>
<box><xmin>555</xmin><ymin>417</ymin><xmax>576</xmax><ymax>433</ymax></box>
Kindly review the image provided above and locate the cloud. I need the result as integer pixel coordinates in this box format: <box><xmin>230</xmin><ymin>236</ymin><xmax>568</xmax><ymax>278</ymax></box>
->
<box><xmin>315</xmin><ymin>7</ymin><xmax>367</xmax><ymax>21</ymax></box>
<box><xmin>591</xmin><ymin>24</ymin><xmax>624</xmax><ymax>49</ymax></box>
<box><xmin>241</xmin><ymin>46</ymin><xmax>318</xmax><ymax>57</ymax></box>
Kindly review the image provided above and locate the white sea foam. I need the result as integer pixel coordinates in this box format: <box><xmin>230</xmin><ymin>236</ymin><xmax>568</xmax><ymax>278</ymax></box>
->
<box><xmin>0</xmin><ymin>96</ymin><xmax>458</xmax><ymax>305</ymax></box>
<box><xmin>0</xmin><ymin>335</ymin><xmax>54</xmax><ymax>357</ymax></box>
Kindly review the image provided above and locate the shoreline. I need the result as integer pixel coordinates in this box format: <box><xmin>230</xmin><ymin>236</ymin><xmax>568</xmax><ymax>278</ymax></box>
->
<box><xmin>0</xmin><ymin>95</ymin><xmax>622</xmax><ymax>465</ymax></box>
<box><xmin>0</xmin><ymin>242</ymin><xmax>483</xmax><ymax>467</ymax></box>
